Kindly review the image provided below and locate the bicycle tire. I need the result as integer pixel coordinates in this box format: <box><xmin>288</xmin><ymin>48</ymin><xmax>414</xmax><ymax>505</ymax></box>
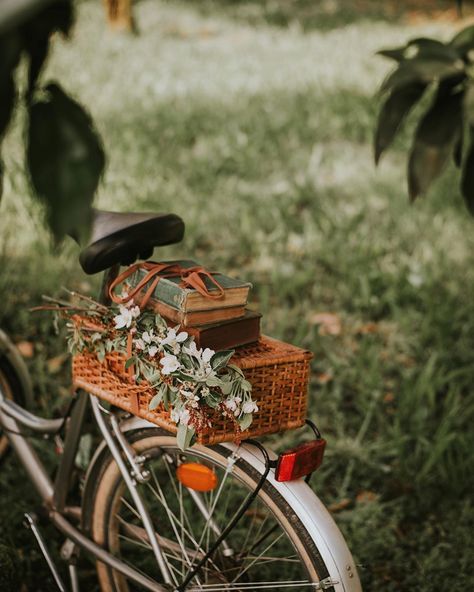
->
<box><xmin>85</xmin><ymin>428</ymin><xmax>337</xmax><ymax>592</ymax></box>
<box><xmin>0</xmin><ymin>355</ymin><xmax>27</xmax><ymax>461</ymax></box>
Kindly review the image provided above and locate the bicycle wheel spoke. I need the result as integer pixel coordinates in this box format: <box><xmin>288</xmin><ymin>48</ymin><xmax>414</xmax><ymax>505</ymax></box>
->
<box><xmin>231</xmin><ymin>531</ymin><xmax>285</xmax><ymax>582</ymax></box>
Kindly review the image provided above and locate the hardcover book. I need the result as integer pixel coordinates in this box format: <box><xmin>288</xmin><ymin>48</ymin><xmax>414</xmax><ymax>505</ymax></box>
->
<box><xmin>176</xmin><ymin>310</ymin><xmax>261</xmax><ymax>350</ymax></box>
<box><xmin>148</xmin><ymin>298</ymin><xmax>246</xmax><ymax>328</ymax></box>
<box><xmin>132</xmin><ymin>260</ymin><xmax>252</xmax><ymax>312</ymax></box>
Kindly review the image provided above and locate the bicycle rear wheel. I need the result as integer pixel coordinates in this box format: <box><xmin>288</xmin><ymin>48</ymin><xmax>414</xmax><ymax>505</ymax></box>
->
<box><xmin>86</xmin><ymin>428</ymin><xmax>333</xmax><ymax>591</ymax></box>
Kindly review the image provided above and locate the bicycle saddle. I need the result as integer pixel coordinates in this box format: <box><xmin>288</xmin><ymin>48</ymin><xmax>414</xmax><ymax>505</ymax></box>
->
<box><xmin>74</xmin><ymin>209</ymin><xmax>185</xmax><ymax>275</ymax></box>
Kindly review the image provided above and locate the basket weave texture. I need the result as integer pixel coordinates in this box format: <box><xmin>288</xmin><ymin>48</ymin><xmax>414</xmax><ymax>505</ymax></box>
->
<box><xmin>72</xmin><ymin>336</ymin><xmax>312</xmax><ymax>445</ymax></box>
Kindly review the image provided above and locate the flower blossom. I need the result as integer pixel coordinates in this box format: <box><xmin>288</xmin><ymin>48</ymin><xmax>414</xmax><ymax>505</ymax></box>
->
<box><xmin>224</xmin><ymin>396</ymin><xmax>242</xmax><ymax>413</ymax></box>
<box><xmin>114</xmin><ymin>304</ymin><xmax>141</xmax><ymax>329</ymax></box>
<box><xmin>161</xmin><ymin>328</ymin><xmax>188</xmax><ymax>354</ymax></box>
<box><xmin>160</xmin><ymin>354</ymin><xmax>180</xmax><ymax>375</ymax></box>
<box><xmin>242</xmin><ymin>401</ymin><xmax>259</xmax><ymax>414</ymax></box>
<box><xmin>171</xmin><ymin>407</ymin><xmax>190</xmax><ymax>425</ymax></box>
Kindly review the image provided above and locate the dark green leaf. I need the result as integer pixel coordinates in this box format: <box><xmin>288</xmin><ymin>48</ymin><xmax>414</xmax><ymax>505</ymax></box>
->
<box><xmin>453</xmin><ymin>133</ymin><xmax>464</xmax><ymax>168</ymax></box>
<box><xmin>461</xmin><ymin>134</ymin><xmax>474</xmax><ymax>214</ymax></box>
<box><xmin>125</xmin><ymin>356</ymin><xmax>137</xmax><ymax>369</ymax></box>
<box><xmin>210</xmin><ymin>350</ymin><xmax>235</xmax><ymax>371</ymax></box>
<box><xmin>378</xmin><ymin>38</ymin><xmax>460</xmax><ymax>64</ymax></box>
<box><xmin>380</xmin><ymin>58</ymin><xmax>463</xmax><ymax>94</ymax></box>
<box><xmin>21</xmin><ymin>0</ymin><xmax>74</xmax><ymax>96</ymax></box>
<box><xmin>450</xmin><ymin>24</ymin><xmax>474</xmax><ymax>54</ymax></box>
<box><xmin>464</xmin><ymin>83</ymin><xmax>474</xmax><ymax>126</ymax></box>
<box><xmin>374</xmin><ymin>82</ymin><xmax>426</xmax><ymax>164</ymax></box>
<box><xmin>27</xmin><ymin>83</ymin><xmax>105</xmax><ymax>242</ymax></box>
<box><xmin>239</xmin><ymin>413</ymin><xmax>253</xmax><ymax>431</ymax></box>
<box><xmin>408</xmin><ymin>91</ymin><xmax>463</xmax><ymax>200</ymax></box>
<box><xmin>0</xmin><ymin>32</ymin><xmax>22</xmax><ymax>140</ymax></box>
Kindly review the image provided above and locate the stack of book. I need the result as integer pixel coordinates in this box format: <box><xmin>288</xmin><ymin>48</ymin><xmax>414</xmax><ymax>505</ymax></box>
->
<box><xmin>133</xmin><ymin>260</ymin><xmax>261</xmax><ymax>350</ymax></box>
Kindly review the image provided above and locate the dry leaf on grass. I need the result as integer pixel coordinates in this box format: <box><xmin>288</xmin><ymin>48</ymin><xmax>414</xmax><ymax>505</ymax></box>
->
<box><xmin>328</xmin><ymin>498</ymin><xmax>352</xmax><ymax>513</ymax></box>
<box><xmin>47</xmin><ymin>353</ymin><xmax>69</xmax><ymax>374</ymax></box>
<box><xmin>16</xmin><ymin>341</ymin><xmax>34</xmax><ymax>358</ymax></box>
<box><xmin>356</xmin><ymin>491</ymin><xmax>378</xmax><ymax>504</ymax></box>
<box><xmin>309</xmin><ymin>312</ymin><xmax>342</xmax><ymax>336</ymax></box>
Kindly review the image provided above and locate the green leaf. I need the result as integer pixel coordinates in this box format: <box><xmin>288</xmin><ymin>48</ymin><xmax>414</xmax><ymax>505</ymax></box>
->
<box><xmin>125</xmin><ymin>356</ymin><xmax>137</xmax><ymax>369</ymax></box>
<box><xmin>238</xmin><ymin>413</ymin><xmax>253</xmax><ymax>431</ymax></box>
<box><xmin>380</xmin><ymin>58</ymin><xmax>463</xmax><ymax>95</ymax></box>
<box><xmin>21</xmin><ymin>0</ymin><xmax>74</xmax><ymax>96</ymax></box>
<box><xmin>227</xmin><ymin>363</ymin><xmax>245</xmax><ymax>377</ymax></box>
<box><xmin>408</xmin><ymin>90</ymin><xmax>463</xmax><ymax>200</ymax></box>
<box><xmin>0</xmin><ymin>32</ymin><xmax>22</xmax><ymax>140</ymax></box>
<box><xmin>206</xmin><ymin>376</ymin><xmax>225</xmax><ymax>388</ymax></box>
<box><xmin>464</xmin><ymin>83</ymin><xmax>474</xmax><ymax>126</ymax></box>
<box><xmin>374</xmin><ymin>82</ymin><xmax>426</xmax><ymax>164</ymax></box>
<box><xmin>450</xmin><ymin>24</ymin><xmax>474</xmax><ymax>54</ymax></box>
<box><xmin>378</xmin><ymin>38</ymin><xmax>460</xmax><ymax>64</ymax></box>
<box><xmin>149</xmin><ymin>384</ymin><xmax>166</xmax><ymax>410</ymax></box>
<box><xmin>177</xmin><ymin>424</ymin><xmax>195</xmax><ymax>451</ymax></box>
<box><xmin>461</xmin><ymin>136</ymin><xmax>474</xmax><ymax>214</ymax></box>
<box><xmin>210</xmin><ymin>350</ymin><xmax>235</xmax><ymax>371</ymax></box>
<box><xmin>27</xmin><ymin>83</ymin><xmax>105</xmax><ymax>242</ymax></box>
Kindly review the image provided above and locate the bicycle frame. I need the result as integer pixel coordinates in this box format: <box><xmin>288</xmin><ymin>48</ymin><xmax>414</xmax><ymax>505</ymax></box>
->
<box><xmin>0</xmin><ymin>264</ymin><xmax>361</xmax><ymax>592</ymax></box>
<box><xmin>0</xmin><ymin>263</ymin><xmax>175</xmax><ymax>591</ymax></box>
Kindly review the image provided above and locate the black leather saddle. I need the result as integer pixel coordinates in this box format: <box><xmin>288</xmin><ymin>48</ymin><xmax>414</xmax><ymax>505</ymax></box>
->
<box><xmin>75</xmin><ymin>209</ymin><xmax>185</xmax><ymax>274</ymax></box>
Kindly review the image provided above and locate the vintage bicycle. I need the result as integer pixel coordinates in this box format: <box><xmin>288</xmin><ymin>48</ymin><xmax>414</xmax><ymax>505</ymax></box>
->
<box><xmin>0</xmin><ymin>208</ymin><xmax>362</xmax><ymax>591</ymax></box>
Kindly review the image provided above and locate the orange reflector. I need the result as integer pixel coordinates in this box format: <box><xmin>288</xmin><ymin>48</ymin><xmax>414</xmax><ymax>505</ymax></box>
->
<box><xmin>176</xmin><ymin>462</ymin><xmax>218</xmax><ymax>492</ymax></box>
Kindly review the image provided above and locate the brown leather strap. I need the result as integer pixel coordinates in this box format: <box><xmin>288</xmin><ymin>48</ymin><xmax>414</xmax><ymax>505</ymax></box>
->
<box><xmin>108</xmin><ymin>261</ymin><xmax>225</xmax><ymax>309</ymax></box>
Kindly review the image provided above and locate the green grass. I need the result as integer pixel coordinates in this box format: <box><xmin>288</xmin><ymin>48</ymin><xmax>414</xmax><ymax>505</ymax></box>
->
<box><xmin>1</xmin><ymin>0</ymin><xmax>474</xmax><ymax>589</ymax></box>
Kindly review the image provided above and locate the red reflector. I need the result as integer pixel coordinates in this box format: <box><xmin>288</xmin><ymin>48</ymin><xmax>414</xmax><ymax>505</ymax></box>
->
<box><xmin>275</xmin><ymin>439</ymin><xmax>326</xmax><ymax>482</ymax></box>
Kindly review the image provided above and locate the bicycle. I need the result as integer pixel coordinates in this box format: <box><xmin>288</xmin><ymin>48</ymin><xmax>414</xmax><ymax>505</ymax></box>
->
<box><xmin>0</xmin><ymin>208</ymin><xmax>362</xmax><ymax>592</ymax></box>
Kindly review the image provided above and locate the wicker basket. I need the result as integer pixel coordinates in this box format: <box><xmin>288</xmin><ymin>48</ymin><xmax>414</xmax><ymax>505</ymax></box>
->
<box><xmin>72</xmin><ymin>336</ymin><xmax>312</xmax><ymax>445</ymax></box>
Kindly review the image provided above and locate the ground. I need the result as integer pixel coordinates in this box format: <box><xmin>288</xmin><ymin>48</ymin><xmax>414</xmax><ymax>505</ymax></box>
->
<box><xmin>1</xmin><ymin>0</ymin><xmax>474</xmax><ymax>590</ymax></box>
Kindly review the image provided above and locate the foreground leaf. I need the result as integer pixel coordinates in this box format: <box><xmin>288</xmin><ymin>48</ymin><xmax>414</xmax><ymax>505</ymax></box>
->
<box><xmin>461</xmin><ymin>136</ymin><xmax>474</xmax><ymax>214</ymax></box>
<box><xmin>408</xmin><ymin>91</ymin><xmax>462</xmax><ymax>200</ymax></box>
<box><xmin>177</xmin><ymin>424</ymin><xmax>195</xmax><ymax>451</ymax></box>
<box><xmin>27</xmin><ymin>83</ymin><xmax>105</xmax><ymax>242</ymax></box>
<box><xmin>374</xmin><ymin>82</ymin><xmax>426</xmax><ymax>164</ymax></box>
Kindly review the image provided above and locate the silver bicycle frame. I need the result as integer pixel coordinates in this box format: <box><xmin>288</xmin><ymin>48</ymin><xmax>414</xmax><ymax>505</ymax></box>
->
<box><xmin>0</xmin><ymin>265</ymin><xmax>175</xmax><ymax>591</ymax></box>
<box><xmin>0</xmin><ymin>385</ymin><xmax>173</xmax><ymax>591</ymax></box>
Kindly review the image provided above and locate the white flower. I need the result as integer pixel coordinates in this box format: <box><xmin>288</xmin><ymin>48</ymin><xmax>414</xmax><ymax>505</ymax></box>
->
<box><xmin>242</xmin><ymin>401</ymin><xmax>258</xmax><ymax>414</ymax></box>
<box><xmin>134</xmin><ymin>338</ymin><xmax>145</xmax><ymax>350</ymax></box>
<box><xmin>184</xmin><ymin>341</ymin><xmax>201</xmax><ymax>357</ymax></box>
<box><xmin>160</xmin><ymin>354</ymin><xmax>180</xmax><ymax>375</ymax></box>
<box><xmin>114</xmin><ymin>304</ymin><xmax>140</xmax><ymax>329</ymax></box>
<box><xmin>142</xmin><ymin>331</ymin><xmax>154</xmax><ymax>344</ymax></box>
<box><xmin>171</xmin><ymin>407</ymin><xmax>190</xmax><ymax>425</ymax></box>
<box><xmin>148</xmin><ymin>345</ymin><xmax>159</xmax><ymax>358</ymax></box>
<box><xmin>161</xmin><ymin>328</ymin><xmax>188</xmax><ymax>354</ymax></box>
<box><xmin>202</xmin><ymin>348</ymin><xmax>214</xmax><ymax>364</ymax></box>
<box><xmin>224</xmin><ymin>396</ymin><xmax>241</xmax><ymax>413</ymax></box>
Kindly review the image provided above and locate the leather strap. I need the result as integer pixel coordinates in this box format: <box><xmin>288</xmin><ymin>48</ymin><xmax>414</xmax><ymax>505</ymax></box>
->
<box><xmin>108</xmin><ymin>261</ymin><xmax>225</xmax><ymax>309</ymax></box>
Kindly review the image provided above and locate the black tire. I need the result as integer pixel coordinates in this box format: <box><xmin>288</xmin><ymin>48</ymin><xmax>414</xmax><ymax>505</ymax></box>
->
<box><xmin>0</xmin><ymin>355</ymin><xmax>27</xmax><ymax>461</ymax></box>
<box><xmin>85</xmin><ymin>428</ymin><xmax>332</xmax><ymax>592</ymax></box>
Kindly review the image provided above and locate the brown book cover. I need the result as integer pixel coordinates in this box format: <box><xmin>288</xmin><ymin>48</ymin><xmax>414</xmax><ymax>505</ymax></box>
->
<box><xmin>149</xmin><ymin>298</ymin><xmax>246</xmax><ymax>327</ymax></box>
<box><xmin>183</xmin><ymin>310</ymin><xmax>261</xmax><ymax>350</ymax></box>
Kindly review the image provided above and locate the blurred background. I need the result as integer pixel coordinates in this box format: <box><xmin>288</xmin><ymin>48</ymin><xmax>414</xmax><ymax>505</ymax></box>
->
<box><xmin>1</xmin><ymin>0</ymin><xmax>474</xmax><ymax>590</ymax></box>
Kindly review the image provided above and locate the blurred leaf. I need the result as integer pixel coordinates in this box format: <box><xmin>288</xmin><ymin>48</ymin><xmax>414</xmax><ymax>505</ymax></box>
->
<box><xmin>381</xmin><ymin>58</ymin><xmax>463</xmax><ymax>94</ymax></box>
<box><xmin>374</xmin><ymin>82</ymin><xmax>426</xmax><ymax>164</ymax></box>
<box><xmin>378</xmin><ymin>38</ymin><xmax>460</xmax><ymax>64</ymax></box>
<box><xmin>177</xmin><ymin>424</ymin><xmax>195</xmax><ymax>451</ymax></box>
<box><xmin>450</xmin><ymin>24</ymin><xmax>474</xmax><ymax>54</ymax></box>
<box><xmin>408</xmin><ymin>91</ymin><xmax>462</xmax><ymax>200</ymax></box>
<box><xmin>464</xmin><ymin>83</ymin><xmax>474</xmax><ymax>126</ymax></box>
<box><xmin>21</xmin><ymin>0</ymin><xmax>74</xmax><ymax>96</ymax></box>
<box><xmin>453</xmin><ymin>132</ymin><xmax>463</xmax><ymax>168</ymax></box>
<box><xmin>0</xmin><ymin>32</ymin><xmax>22</xmax><ymax>138</ymax></box>
<box><xmin>27</xmin><ymin>83</ymin><xmax>105</xmax><ymax>242</ymax></box>
<box><xmin>461</xmin><ymin>133</ymin><xmax>474</xmax><ymax>214</ymax></box>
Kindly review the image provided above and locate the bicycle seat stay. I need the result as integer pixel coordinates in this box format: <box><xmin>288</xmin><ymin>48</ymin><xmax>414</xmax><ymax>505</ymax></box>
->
<box><xmin>72</xmin><ymin>208</ymin><xmax>185</xmax><ymax>275</ymax></box>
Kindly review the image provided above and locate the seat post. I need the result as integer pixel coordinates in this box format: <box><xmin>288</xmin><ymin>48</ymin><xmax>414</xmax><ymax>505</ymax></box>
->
<box><xmin>98</xmin><ymin>263</ymin><xmax>121</xmax><ymax>306</ymax></box>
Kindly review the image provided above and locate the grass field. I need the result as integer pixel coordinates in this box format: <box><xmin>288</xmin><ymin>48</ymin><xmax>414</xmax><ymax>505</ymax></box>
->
<box><xmin>1</xmin><ymin>0</ymin><xmax>474</xmax><ymax>590</ymax></box>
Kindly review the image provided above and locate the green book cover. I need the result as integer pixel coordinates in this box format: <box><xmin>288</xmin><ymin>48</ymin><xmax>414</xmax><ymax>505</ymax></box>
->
<box><xmin>131</xmin><ymin>260</ymin><xmax>252</xmax><ymax>312</ymax></box>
